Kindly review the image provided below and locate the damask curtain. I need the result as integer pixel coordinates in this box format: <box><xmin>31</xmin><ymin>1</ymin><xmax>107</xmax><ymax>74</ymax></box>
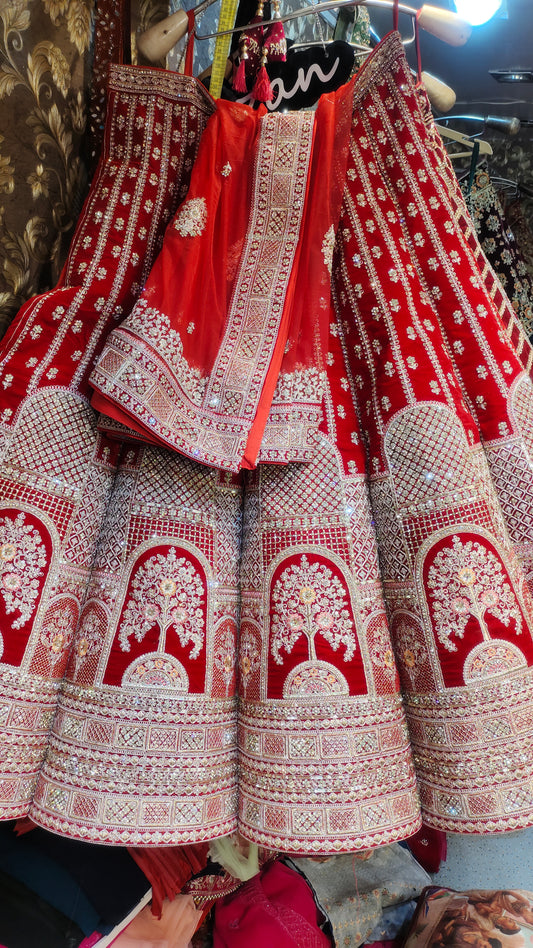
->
<box><xmin>0</xmin><ymin>0</ymin><xmax>168</xmax><ymax>340</ymax></box>
<box><xmin>0</xmin><ymin>0</ymin><xmax>93</xmax><ymax>337</ymax></box>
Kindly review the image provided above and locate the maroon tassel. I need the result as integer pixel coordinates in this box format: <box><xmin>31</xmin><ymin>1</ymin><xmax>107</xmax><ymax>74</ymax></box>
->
<box><xmin>252</xmin><ymin>63</ymin><xmax>273</xmax><ymax>102</ymax></box>
<box><xmin>233</xmin><ymin>57</ymin><xmax>248</xmax><ymax>93</ymax></box>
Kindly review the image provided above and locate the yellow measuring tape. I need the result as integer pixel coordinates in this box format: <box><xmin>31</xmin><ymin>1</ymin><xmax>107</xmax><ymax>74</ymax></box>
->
<box><xmin>209</xmin><ymin>0</ymin><xmax>240</xmax><ymax>100</ymax></box>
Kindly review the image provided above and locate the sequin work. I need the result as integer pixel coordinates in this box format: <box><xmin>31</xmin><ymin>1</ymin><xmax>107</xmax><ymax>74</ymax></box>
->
<box><xmin>332</xmin><ymin>35</ymin><xmax>533</xmax><ymax>833</ymax></box>
<box><xmin>0</xmin><ymin>65</ymin><xmax>214</xmax><ymax>822</ymax></box>
<box><xmin>0</xmin><ymin>33</ymin><xmax>532</xmax><ymax>852</ymax></box>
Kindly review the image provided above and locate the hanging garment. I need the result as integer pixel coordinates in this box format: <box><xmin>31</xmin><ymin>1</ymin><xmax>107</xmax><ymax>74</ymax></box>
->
<box><xmin>424</xmin><ymin>128</ymin><xmax>533</xmax><ymax>378</ymax></box>
<box><xmin>0</xmin><ymin>64</ymin><xmax>214</xmax><ymax>820</ymax></box>
<box><xmin>462</xmin><ymin>168</ymin><xmax>533</xmax><ymax>339</ymax></box>
<box><xmin>331</xmin><ymin>34</ymin><xmax>533</xmax><ymax>833</ymax></box>
<box><xmin>503</xmin><ymin>191</ymin><xmax>533</xmax><ymax>280</ymax></box>
<box><xmin>89</xmin><ymin>30</ymin><xmax>533</xmax><ymax>846</ymax></box>
<box><xmin>1</xmin><ymin>32</ymin><xmax>533</xmax><ymax>855</ymax></box>
<box><xmin>91</xmin><ymin>85</ymin><xmax>355</xmax><ymax>472</ymax></box>
<box><xmin>29</xmin><ymin>47</ymin><xmax>420</xmax><ymax>853</ymax></box>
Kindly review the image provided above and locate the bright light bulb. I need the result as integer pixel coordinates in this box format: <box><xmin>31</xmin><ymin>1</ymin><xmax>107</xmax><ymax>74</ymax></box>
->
<box><xmin>454</xmin><ymin>0</ymin><xmax>502</xmax><ymax>25</ymax></box>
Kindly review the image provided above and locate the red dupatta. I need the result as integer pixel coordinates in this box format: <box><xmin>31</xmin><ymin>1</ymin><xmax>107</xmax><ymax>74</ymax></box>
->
<box><xmin>90</xmin><ymin>81</ymin><xmax>354</xmax><ymax>472</ymax></box>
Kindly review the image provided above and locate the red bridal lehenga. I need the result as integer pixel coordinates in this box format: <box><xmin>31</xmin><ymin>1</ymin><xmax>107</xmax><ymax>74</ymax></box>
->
<box><xmin>0</xmin><ymin>64</ymin><xmax>214</xmax><ymax>821</ymax></box>
<box><xmin>0</xmin><ymin>32</ymin><xmax>532</xmax><ymax>853</ymax></box>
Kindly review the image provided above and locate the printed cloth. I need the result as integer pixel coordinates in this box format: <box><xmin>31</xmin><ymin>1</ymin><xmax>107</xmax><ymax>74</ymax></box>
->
<box><xmin>403</xmin><ymin>887</ymin><xmax>533</xmax><ymax>948</ymax></box>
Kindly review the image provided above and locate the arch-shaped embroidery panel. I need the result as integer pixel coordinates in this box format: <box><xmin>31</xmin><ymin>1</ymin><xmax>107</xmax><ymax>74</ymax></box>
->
<box><xmin>100</xmin><ymin>539</ymin><xmax>214</xmax><ymax>696</ymax></box>
<box><xmin>415</xmin><ymin>525</ymin><xmax>533</xmax><ymax>688</ymax></box>
<box><xmin>262</xmin><ymin>545</ymin><xmax>372</xmax><ymax>700</ymax></box>
<box><xmin>0</xmin><ymin>504</ymin><xmax>60</xmax><ymax>671</ymax></box>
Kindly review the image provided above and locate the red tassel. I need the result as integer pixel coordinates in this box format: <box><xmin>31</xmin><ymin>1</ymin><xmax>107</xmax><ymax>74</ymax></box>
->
<box><xmin>252</xmin><ymin>64</ymin><xmax>273</xmax><ymax>102</ymax></box>
<box><xmin>233</xmin><ymin>57</ymin><xmax>248</xmax><ymax>93</ymax></box>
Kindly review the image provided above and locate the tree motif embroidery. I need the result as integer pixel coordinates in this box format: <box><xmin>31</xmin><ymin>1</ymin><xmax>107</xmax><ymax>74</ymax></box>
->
<box><xmin>119</xmin><ymin>548</ymin><xmax>205</xmax><ymax>659</ymax></box>
<box><xmin>213</xmin><ymin>625</ymin><xmax>236</xmax><ymax>696</ymax></box>
<box><xmin>271</xmin><ymin>555</ymin><xmax>355</xmax><ymax>665</ymax></box>
<box><xmin>239</xmin><ymin>628</ymin><xmax>260</xmax><ymax>694</ymax></box>
<box><xmin>40</xmin><ymin>609</ymin><xmax>74</xmax><ymax>675</ymax></box>
<box><xmin>71</xmin><ymin>611</ymin><xmax>101</xmax><ymax>680</ymax></box>
<box><xmin>0</xmin><ymin>512</ymin><xmax>47</xmax><ymax>629</ymax></box>
<box><xmin>427</xmin><ymin>535</ymin><xmax>522</xmax><ymax>652</ymax></box>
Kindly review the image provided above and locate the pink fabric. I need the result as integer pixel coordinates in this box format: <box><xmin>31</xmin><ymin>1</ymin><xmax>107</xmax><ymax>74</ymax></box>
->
<box><xmin>213</xmin><ymin>860</ymin><xmax>331</xmax><ymax>947</ymax></box>
<box><xmin>79</xmin><ymin>935</ymin><xmax>103</xmax><ymax>948</ymax></box>
<box><xmin>109</xmin><ymin>896</ymin><xmax>202</xmax><ymax>947</ymax></box>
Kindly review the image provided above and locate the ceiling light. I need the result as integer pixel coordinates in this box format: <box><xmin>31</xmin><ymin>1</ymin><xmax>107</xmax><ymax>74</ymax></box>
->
<box><xmin>453</xmin><ymin>0</ymin><xmax>502</xmax><ymax>26</ymax></box>
<box><xmin>489</xmin><ymin>69</ymin><xmax>533</xmax><ymax>83</ymax></box>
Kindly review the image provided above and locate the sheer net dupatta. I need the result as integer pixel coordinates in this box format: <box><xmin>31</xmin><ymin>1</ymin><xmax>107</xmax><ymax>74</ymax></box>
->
<box><xmin>90</xmin><ymin>80</ymin><xmax>354</xmax><ymax>475</ymax></box>
<box><xmin>0</xmin><ymin>65</ymin><xmax>214</xmax><ymax>822</ymax></box>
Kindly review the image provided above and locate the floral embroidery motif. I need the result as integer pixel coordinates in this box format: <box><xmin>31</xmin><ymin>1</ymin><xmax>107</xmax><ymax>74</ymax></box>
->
<box><xmin>127</xmin><ymin>300</ymin><xmax>207</xmax><ymax>405</ymax></box>
<box><xmin>427</xmin><ymin>535</ymin><xmax>523</xmax><ymax>651</ymax></box>
<box><xmin>271</xmin><ymin>555</ymin><xmax>355</xmax><ymax>665</ymax></box>
<box><xmin>321</xmin><ymin>224</ymin><xmax>335</xmax><ymax>275</ymax></box>
<box><xmin>0</xmin><ymin>513</ymin><xmax>47</xmax><ymax>629</ymax></box>
<box><xmin>463</xmin><ymin>640</ymin><xmax>527</xmax><ymax>682</ymax></box>
<box><xmin>394</xmin><ymin>618</ymin><xmax>425</xmax><ymax>683</ymax></box>
<box><xmin>40</xmin><ymin>609</ymin><xmax>75</xmax><ymax>674</ymax></box>
<box><xmin>221</xmin><ymin>162</ymin><xmax>232</xmax><ymax>177</ymax></box>
<box><xmin>213</xmin><ymin>625</ymin><xmax>236</xmax><ymax>696</ymax></box>
<box><xmin>368</xmin><ymin>617</ymin><xmax>396</xmax><ymax>677</ymax></box>
<box><xmin>70</xmin><ymin>611</ymin><xmax>101</xmax><ymax>680</ymax></box>
<box><xmin>282</xmin><ymin>660</ymin><xmax>349</xmax><ymax>697</ymax></box>
<box><xmin>173</xmin><ymin>197</ymin><xmax>207</xmax><ymax>237</ymax></box>
<box><xmin>239</xmin><ymin>629</ymin><xmax>260</xmax><ymax>695</ymax></box>
<box><xmin>119</xmin><ymin>547</ymin><xmax>205</xmax><ymax>658</ymax></box>
<box><xmin>271</xmin><ymin>367</ymin><xmax>325</xmax><ymax>404</ymax></box>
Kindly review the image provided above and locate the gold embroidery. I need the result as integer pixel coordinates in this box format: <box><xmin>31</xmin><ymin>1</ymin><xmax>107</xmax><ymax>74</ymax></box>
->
<box><xmin>271</xmin><ymin>555</ymin><xmax>356</xmax><ymax>665</ymax></box>
<box><xmin>427</xmin><ymin>535</ymin><xmax>523</xmax><ymax>651</ymax></box>
<box><xmin>322</xmin><ymin>224</ymin><xmax>335</xmax><ymax>275</ymax></box>
<box><xmin>119</xmin><ymin>547</ymin><xmax>205</xmax><ymax>659</ymax></box>
<box><xmin>0</xmin><ymin>512</ymin><xmax>47</xmax><ymax>630</ymax></box>
<box><xmin>173</xmin><ymin>197</ymin><xmax>208</xmax><ymax>238</ymax></box>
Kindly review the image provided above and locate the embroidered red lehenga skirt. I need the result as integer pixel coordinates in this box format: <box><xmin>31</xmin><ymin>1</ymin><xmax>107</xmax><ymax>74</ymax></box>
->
<box><xmin>0</xmin><ymin>33</ymin><xmax>532</xmax><ymax>852</ymax></box>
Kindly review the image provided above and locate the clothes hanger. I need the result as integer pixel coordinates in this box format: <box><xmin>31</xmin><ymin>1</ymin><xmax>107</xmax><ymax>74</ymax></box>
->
<box><xmin>490</xmin><ymin>176</ymin><xmax>520</xmax><ymax>197</ymax></box>
<box><xmin>435</xmin><ymin>124</ymin><xmax>493</xmax><ymax>160</ymax></box>
<box><xmin>136</xmin><ymin>0</ymin><xmax>219</xmax><ymax>61</ymax></box>
<box><xmin>440</xmin><ymin>114</ymin><xmax>521</xmax><ymax>136</ymax></box>
<box><xmin>194</xmin><ymin>1</ymin><xmax>471</xmax><ymax>47</ymax></box>
<box><xmin>289</xmin><ymin>38</ymin><xmax>372</xmax><ymax>52</ymax></box>
<box><xmin>420</xmin><ymin>71</ymin><xmax>456</xmax><ymax>112</ymax></box>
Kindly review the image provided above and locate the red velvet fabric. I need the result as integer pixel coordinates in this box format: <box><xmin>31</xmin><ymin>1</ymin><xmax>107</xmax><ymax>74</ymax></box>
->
<box><xmin>213</xmin><ymin>860</ymin><xmax>331</xmax><ymax>947</ymax></box>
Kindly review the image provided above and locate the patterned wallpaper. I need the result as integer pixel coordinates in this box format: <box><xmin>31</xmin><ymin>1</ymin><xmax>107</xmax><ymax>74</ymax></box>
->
<box><xmin>0</xmin><ymin>0</ymin><xmax>94</xmax><ymax>336</ymax></box>
<box><xmin>0</xmin><ymin>0</ymin><xmax>166</xmax><ymax>340</ymax></box>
